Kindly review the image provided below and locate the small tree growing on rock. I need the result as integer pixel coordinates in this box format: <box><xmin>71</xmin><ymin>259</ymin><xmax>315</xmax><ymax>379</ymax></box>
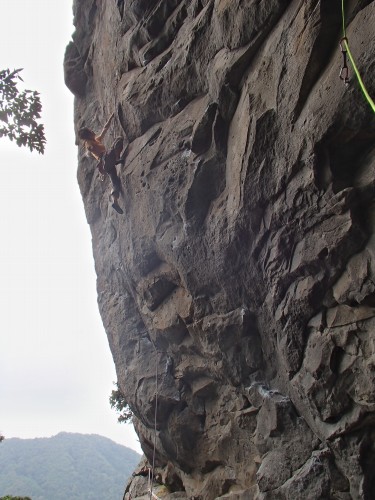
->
<box><xmin>109</xmin><ymin>382</ymin><xmax>133</xmax><ymax>423</ymax></box>
<box><xmin>0</xmin><ymin>68</ymin><xmax>46</xmax><ymax>154</ymax></box>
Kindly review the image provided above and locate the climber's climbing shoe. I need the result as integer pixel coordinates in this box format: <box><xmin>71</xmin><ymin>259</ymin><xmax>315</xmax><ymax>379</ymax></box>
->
<box><xmin>115</xmin><ymin>151</ymin><xmax>127</xmax><ymax>166</ymax></box>
<box><xmin>112</xmin><ymin>202</ymin><xmax>124</xmax><ymax>214</ymax></box>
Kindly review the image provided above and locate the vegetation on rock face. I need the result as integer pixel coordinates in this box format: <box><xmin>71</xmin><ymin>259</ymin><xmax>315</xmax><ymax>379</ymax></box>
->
<box><xmin>109</xmin><ymin>382</ymin><xmax>133</xmax><ymax>423</ymax></box>
<box><xmin>0</xmin><ymin>496</ymin><xmax>32</xmax><ymax>500</ymax></box>
<box><xmin>0</xmin><ymin>69</ymin><xmax>46</xmax><ymax>154</ymax></box>
<box><xmin>0</xmin><ymin>432</ymin><xmax>140</xmax><ymax>500</ymax></box>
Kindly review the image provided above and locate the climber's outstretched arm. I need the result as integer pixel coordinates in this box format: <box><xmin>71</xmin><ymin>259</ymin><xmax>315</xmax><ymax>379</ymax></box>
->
<box><xmin>96</xmin><ymin>112</ymin><xmax>114</xmax><ymax>142</ymax></box>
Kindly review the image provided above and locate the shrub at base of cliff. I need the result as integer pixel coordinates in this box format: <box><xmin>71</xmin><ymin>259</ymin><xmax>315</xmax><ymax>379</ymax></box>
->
<box><xmin>0</xmin><ymin>496</ymin><xmax>32</xmax><ymax>500</ymax></box>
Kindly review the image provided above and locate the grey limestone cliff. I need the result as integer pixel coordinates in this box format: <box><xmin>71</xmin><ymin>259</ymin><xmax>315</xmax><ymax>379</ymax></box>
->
<box><xmin>64</xmin><ymin>0</ymin><xmax>375</xmax><ymax>498</ymax></box>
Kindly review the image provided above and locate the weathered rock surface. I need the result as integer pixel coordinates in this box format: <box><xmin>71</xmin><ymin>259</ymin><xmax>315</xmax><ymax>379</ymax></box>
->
<box><xmin>65</xmin><ymin>0</ymin><xmax>375</xmax><ymax>498</ymax></box>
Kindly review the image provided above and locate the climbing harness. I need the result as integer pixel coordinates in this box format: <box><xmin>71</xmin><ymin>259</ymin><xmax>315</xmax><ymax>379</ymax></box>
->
<box><xmin>340</xmin><ymin>0</ymin><xmax>375</xmax><ymax>113</ymax></box>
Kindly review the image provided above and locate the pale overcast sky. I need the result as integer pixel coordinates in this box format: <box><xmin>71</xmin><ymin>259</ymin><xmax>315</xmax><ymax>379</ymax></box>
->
<box><xmin>0</xmin><ymin>0</ymin><xmax>141</xmax><ymax>453</ymax></box>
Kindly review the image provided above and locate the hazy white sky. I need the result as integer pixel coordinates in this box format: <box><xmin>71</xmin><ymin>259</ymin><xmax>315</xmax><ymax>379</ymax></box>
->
<box><xmin>0</xmin><ymin>0</ymin><xmax>141</xmax><ymax>453</ymax></box>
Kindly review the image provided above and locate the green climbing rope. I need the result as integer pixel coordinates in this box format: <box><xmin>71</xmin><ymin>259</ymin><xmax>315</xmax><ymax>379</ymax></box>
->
<box><xmin>341</xmin><ymin>0</ymin><xmax>375</xmax><ymax>113</ymax></box>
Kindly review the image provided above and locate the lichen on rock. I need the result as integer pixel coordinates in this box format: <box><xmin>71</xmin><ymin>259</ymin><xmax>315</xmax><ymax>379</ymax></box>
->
<box><xmin>65</xmin><ymin>0</ymin><xmax>375</xmax><ymax>498</ymax></box>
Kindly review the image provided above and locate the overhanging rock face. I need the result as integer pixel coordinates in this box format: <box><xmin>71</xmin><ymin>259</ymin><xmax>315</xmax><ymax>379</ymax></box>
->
<box><xmin>65</xmin><ymin>1</ymin><xmax>375</xmax><ymax>498</ymax></box>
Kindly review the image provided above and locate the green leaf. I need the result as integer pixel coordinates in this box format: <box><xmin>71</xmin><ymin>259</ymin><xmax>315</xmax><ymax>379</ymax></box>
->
<box><xmin>0</xmin><ymin>67</ymin><xmax>46</xmax><ymax>154</ymax></box>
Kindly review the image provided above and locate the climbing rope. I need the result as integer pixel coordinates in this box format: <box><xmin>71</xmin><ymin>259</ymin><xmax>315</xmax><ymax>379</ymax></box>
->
<box><xmin>148</xmin><ymin>353</ymin><xmax>159</xmax><ymax>500</ymax></box>
<box><xmin>340</xmin><ymin>0</ymin><xmax>375</xmax><ymax>113</ymax></box>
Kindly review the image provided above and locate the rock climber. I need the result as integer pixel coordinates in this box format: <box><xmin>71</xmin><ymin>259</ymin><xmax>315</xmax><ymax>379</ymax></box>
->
<box><xmin>78</xmin><ymin>113</ymin><xmax>125</xmax><ymax>214</ymax></box>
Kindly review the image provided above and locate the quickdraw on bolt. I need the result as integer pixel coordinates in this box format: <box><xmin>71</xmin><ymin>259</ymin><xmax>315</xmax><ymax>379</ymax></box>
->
<box><xmin>339</xmin><ymin>37</ymin><xmax>349</xmax><ymax>85</ymax></box>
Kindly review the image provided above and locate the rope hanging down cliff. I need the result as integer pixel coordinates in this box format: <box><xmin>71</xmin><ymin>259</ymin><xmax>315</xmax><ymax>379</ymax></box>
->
<box><xmin>340</xmin><ymin>0</ymin><xmax>375</xmax><ymax>113</ymax></box>
<box><xmin>148</xmin><ymin>352</ymin><xmax>159</xmax><ymax>500</ymax></box>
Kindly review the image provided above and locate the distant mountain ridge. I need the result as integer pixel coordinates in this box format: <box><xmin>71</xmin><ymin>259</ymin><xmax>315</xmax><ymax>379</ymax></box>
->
<box><xmin>0</xmin><ymin>432</ymin><xmax>141</xmax><ymax>500</ymax></box>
